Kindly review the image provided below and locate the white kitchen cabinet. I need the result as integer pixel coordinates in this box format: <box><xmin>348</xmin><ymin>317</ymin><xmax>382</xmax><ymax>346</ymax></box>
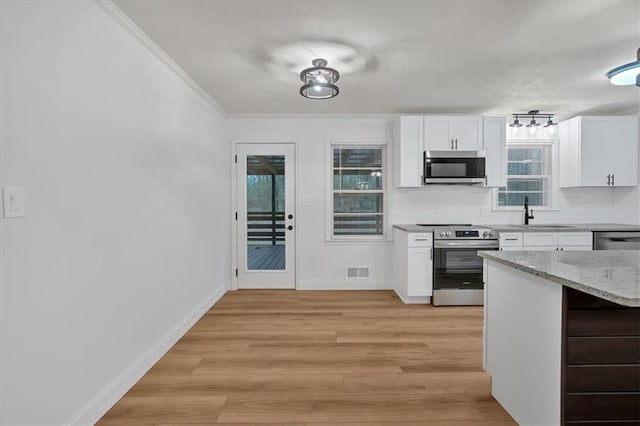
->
<box><xmin>523</xmin><ymin>232</ymin><xmax>592</xmax><ymax>251</ymax></box>
<box><xmin>499</xmin><ymin>232</ymin><xmax>523</xmax><ymax>251</ymax></box>
<box><xmin>523</xmin><ymin>232</ymin><xmax>559</xmax><ymax>249</ymax></box>
<box><xmin>393</xmin><ymin>228</ymin><xmax>433</xmax><ymax>303</ymax></box>
<box><xmin>394</xmin><ymin>116</ymin><xmax>424</xmax><ymax>187</ymax></box>
<box><xmin>559</xmin><ymin>116</ymin><xmax>639</xmax><ymax>188</ymax></box>
<box><xmin>499</xmin><ymin>231</ymin><xmax>593</xmax><ymax>251</ymax></box>
<box><xmin>424</xmin><ymin>116</ymin><xmax>483</xmax><ymax>151</ymax></box>
<box><xmin>483</xmin><ymin>116</ymin><xmax>507</xmax><ymax>187</ymax></box>
<box><xmin>558</xmin><ymin>232</ymin><xmax>592</xmax><ymax>247</ymax></box>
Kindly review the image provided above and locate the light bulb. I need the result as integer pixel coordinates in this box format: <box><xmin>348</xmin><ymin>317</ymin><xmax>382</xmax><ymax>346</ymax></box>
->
<box><xmin>313</xmin><ymin>85</ymin><xmax>322</xmax><ymax>92</ymax></box>
<box><xmin>547</xmin><ymin>125</ymin><xmax>556</xmax><ymax>135</ymax></box>
<box><xmin>511</xmin><ymin>126</ymin><xmax>520</xmax><ymax>135</ymax></box>
<box><xmin>529</xmin><ymin>126</ymin><xmax>537</xmax><ymax>135</ymax></box>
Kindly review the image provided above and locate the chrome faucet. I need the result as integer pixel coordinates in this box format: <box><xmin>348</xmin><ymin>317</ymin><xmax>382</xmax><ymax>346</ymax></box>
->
<box><xmin>524</xmin><ymin>194</ymin><xmax>534</xmax><ymax>225</ymax></box>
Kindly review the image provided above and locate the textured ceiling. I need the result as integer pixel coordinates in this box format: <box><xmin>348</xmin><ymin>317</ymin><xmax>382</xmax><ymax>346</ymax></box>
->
<box><xmin>113</xmin><ymin>0</ymin><xmax>640</xmax><ymax>117</ymax></box>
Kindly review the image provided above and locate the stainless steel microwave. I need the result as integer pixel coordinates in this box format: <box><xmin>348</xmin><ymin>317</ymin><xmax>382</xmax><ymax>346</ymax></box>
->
<box><xmin>423</xmin><ymin>151</ymin><xmax>487</xmax><ymax>185</ymax></box>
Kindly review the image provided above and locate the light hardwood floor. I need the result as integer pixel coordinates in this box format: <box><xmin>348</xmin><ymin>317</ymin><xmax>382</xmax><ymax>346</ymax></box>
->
<box><xmin>98</xmin><ymin>290</ymin><xmax>515</xmax><ymax>425</ymax></box>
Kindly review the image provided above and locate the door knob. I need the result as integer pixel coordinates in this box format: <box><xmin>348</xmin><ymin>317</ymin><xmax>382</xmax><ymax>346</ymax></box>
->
<box><xmin>288</xmin><ymin>214</ymin><xmax>293</xmax><ymax>219</ymax></box>
<box><xmin>287</xmin><ymin>225</ymin><xmax>293</xmax><ymax>230</ymax></box>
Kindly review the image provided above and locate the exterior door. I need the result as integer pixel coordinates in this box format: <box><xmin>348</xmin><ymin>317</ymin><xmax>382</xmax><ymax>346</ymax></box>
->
<box><xmin>236</xmin><ymin>143</ymin><xmax>295</xmax><ymax>289</ymax></box>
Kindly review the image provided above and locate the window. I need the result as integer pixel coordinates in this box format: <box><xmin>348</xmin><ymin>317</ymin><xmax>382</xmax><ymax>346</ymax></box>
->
<box><xmin>496</xmin><ymin>141</ymin><xmax>555</xmax><ymax>209</ymax></box>
<box><xmin>331</xmin><ymin>144</ymin><xmax>386</xmax><ymax>238</ymax></box>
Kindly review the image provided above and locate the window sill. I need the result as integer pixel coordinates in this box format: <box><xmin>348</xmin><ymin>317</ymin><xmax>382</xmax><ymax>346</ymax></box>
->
<box><xmin>325</xmin><ymin>237</ymin><xmax>392</xmax><ymax>245</ymax></box>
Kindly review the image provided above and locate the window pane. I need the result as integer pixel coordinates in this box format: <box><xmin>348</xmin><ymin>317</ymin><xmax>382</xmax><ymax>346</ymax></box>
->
<box><xmin>334</xmin><ymin>148</ymin><xmax>382</xmax><ymax>168</ymax></box>
<box><xmin>246</xmin><ymin>155</ymin><xmax>285</xmax><ymax>271</ymax></box>
<box><xmin>334</xmin><ymin>214</ymin><xmax>383</xmax><ymax>235</ymax></box>
<box><xmin>507</xmin><ymin>179</ymin><xmax>543</xmax><ymax>192</ymax></box>
<box><xmin>507</xmin><ymin>161</ymin><xmax>543</xmax><ymax>175</ymax></box>
<box><xmin>508</xmin><ymin>148</ymin><xmax>543</xmax><ymax>162</ymax></box>
<box><xmin>334</xmin><ymin>194</ymin><xmax>383</xmax><ymax>213</ymax></box>
<box><xmin>333</xmin><ymin>170</ymin><xmax>383</xmax><ymax>190</ymax></box>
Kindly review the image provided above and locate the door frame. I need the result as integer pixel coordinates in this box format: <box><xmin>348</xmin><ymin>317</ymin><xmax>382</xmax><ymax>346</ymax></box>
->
<box><xmin>231</xmin><ymin>141</ymin><xmax>297</xmax><ymax>290</ymax></box>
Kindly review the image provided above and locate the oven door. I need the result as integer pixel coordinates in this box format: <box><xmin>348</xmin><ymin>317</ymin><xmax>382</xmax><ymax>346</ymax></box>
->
<box><xmin>433</xmin><ymin>240</ymin><xmax>499</xmax><ymax>290</ymax></box>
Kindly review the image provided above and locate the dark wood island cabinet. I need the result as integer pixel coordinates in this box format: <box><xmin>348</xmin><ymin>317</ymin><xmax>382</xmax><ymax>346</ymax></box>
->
<box><xmin>562</xmin><ymin>287</ymin><xmax>640</xmax><ymax>425</ymax></box>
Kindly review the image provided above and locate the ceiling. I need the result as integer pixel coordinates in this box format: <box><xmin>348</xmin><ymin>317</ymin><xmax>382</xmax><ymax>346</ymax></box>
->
<box><xmin>113</xmin><ymin>0</ymin><xmax>640</xmax><ymax>118</ymax></box>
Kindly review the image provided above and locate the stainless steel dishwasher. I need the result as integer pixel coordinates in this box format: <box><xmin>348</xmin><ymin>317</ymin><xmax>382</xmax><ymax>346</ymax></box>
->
<box><xmin>593</xmin><ymin>232</ymin><xmax>640</xmax><ymax>250</ymax></box>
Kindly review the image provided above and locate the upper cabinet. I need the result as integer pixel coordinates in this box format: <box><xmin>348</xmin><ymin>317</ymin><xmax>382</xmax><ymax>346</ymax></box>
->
<box><xmin>424</xmin><ymin>116</ymin><xmax>483</xmax><ymax>151</ymax></box>
<box><xmin>394</xmin><ymin>115</ymin><xmax>504</xmax><ymax>188</ymax></box>
<box><xmin>394</xmin><ymin>116</ymin><xmax>424</xmax><ymax>187</ymax></box>
<box><xmin>483</xmin><ymin>116</ymin><xmax>507</xmax><ymax>187</ymax></box>
<box><xmin>559</xmin><ymin>116</ymin><xmax>639</xmax><ymax>188</ymax></box>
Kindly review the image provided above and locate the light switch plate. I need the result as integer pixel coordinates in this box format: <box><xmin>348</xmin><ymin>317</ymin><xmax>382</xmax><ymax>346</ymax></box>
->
<box><xmin>3</xmin><ymin>187</ymin><xmax>25</xmax><ymax>218</ymax></box>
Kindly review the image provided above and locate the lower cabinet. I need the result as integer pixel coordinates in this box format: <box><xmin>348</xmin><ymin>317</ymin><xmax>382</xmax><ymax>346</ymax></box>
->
<box><xmin>562</xmin><ymin>288</ymin><xmax>640</xmax><ymax>424</ymax></box>
<box><xmin>499</xmin><ymin>231</ymin><xmax>592</xmax><ymax>251</ymax></box>
<box><xmin>393</xmin><ymin>228</ymin><xmax>433</xmax><ymax>304</ymax></box>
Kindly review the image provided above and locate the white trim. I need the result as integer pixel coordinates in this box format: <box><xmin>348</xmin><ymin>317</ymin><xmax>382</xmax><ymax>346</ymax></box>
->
<box><xmin>326</xmin><ymin>140</ymin><xmax>391</xmax><ymax>242</ymax></box>
<box><xmin>227</xmin><ymin>113</ymin><xmax>398</xmax><ymax>120</ymax></box>
<box><xmin>66</xmin><ymin>280</ymin><xmax>229</xmax><ymax>425</ymax></box>
<box><xmin>297</xmin><ymin>280</ymin><xmax>392</xmax><ymax>290</ymax></box>
<box><xmin>230</xmin><ymin>139</ymin><xmax>238</xmax><ymax>290</ymax></box>
<box><xmin>94</xmin><ymin>0</ymin><xmax>226</xmax><ymax>116</ymax></box>
<box><xmin>393</xmin><ymin>289</ymin><xmax>431</xmax><ymax>304</ymax></box>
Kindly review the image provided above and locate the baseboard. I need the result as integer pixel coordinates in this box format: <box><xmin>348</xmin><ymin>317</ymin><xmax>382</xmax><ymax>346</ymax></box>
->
<box><xmin>393</xmin><ymin>288</ymin><xmax>432</xmax><ymax>304</ymax></box>
<box><xmin>297</xmin><ymin>280</ymin><xmax>393</xmax><ymax>290</ymax></box>
<box><xmin>66</xmin><ymin>280</ymin><xmax>229</xmax><ymax>425</ymax></box>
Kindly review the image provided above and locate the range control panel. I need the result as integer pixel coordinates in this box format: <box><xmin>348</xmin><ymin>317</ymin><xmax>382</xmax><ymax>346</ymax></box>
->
<box><xmin>434</xmin><ymin>227</ymin><xmax>497</xmax><ymax>240</ymax></box>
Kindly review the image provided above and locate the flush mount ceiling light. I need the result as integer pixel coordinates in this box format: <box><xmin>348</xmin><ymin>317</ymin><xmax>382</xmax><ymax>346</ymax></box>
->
<box><xmin>606</xmin><ymin>47</ymin><xmax>640</xmax><ymax>86</ymax></box>
<box><xmin>510</xmin><ymin>110</ymin><xmax>557</xmax><ymax>135</ymax></box>
<box><xmin>299</xmin><ymin>58</ymin><xmax>339</xmax><ymax>100</ymax></box>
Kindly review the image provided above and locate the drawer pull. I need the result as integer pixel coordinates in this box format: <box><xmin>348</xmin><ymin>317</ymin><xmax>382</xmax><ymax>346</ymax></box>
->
<box><xmin>505</xmin><ymin>238</ymin><xmax>518</xmax><ymax>241</ymax></box>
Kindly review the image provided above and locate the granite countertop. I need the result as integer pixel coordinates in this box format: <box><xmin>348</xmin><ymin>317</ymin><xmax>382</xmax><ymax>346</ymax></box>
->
<box><xmin>395</xmin><ymin>223</ymin><xmax>640</xmax><ymax>234</ymax></box>
<box><xmin>393</xmin><ymin>224</ymin><xmax>437</xmax><ymax>233</ymax></box>
<box><xmin>484</xmin><ymin>223</ymin><xmax>640</xmax><ymax>233</ymax></box>
<box><xmin>479</xmin><ymin>250</ymin><xmax>640</xmax><ymax>307</ymax></box>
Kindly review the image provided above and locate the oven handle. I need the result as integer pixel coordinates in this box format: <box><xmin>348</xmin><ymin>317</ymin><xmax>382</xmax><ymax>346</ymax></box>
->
<box><xmin>434</xmin><ymin>240</ymin><xmax>499</xmax><ymax>249</ymax></box>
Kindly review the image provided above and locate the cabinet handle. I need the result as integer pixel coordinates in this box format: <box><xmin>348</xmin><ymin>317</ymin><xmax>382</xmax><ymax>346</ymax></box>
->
<box><xmin>611</xmin><ymin>174</ymin><xmax>615</xmax><ymax>186</ymax></box>
<box><xmin>555</xmin><ymin>247</ymin><xmax>559</xmax><ymax>251</ymax></box>
<box><xmin>414</xmin><ymin>238</ymin><xmax>428</xmax><ymax>241</ymax></box>
<box><xmin>430</xmin><ymin>248</ymin><xmax>433</xmax><ymax>260</ymax></box>
<box><xmin>455</xmin><ymin>139</ymin><xmax>458</xmax><ymax>149</ymax></box>
<box><xmin>505</xmin><ymin>238</ymin><xmax>518</xmax><ymax>241</ymax></box>
<box><xmin>560</xmin><ymin>247</ymin><xmax>564</xmax><ymax>251</ymax></box>
<box><xmin>607</xmin><ymin>174</ymin><xmax>611</xmax><ymax>185</ymax></box>
<box><xmin>450</xmin><ymin>139</ymin><xmax>454</xmax><ymax>149</ymax></box>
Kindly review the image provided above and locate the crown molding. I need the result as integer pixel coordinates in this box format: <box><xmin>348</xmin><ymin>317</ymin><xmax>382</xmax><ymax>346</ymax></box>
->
<box><xmin>93</xmin><ymin>0</ymin><xmax>227</xmax><ymax>117</ymax></box>
<box><xmin>226</xmin><ymin>113</ymin><xmax>398</xmax><ymax>120</ymax></box>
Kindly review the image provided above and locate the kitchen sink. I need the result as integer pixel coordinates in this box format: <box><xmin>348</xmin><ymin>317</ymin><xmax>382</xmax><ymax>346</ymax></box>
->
<box><xmin>514</xmin><ymin>225</ymin><xmax>576</xmax><ymax>229</ymax></box>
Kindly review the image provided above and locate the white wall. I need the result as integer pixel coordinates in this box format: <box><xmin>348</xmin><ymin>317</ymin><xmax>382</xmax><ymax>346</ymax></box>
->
<box><xmin>231</xmin><ymin>117</ymin><xmax>640</xmax><ymax>290</ymax></box>
<box><xmin>229</xmin><ymin>118</ymin><xmax>394</xmax><ymax>290</ymax></box>
<box><xmin>0</xmin><ymin>2</ymin><xmax>229</xmax><ymax>424</ymax></box>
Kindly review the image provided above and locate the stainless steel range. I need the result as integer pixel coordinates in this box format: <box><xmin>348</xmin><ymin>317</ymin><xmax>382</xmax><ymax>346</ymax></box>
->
<box><xmin>423</xmin><ymin>225</ymin><xmax>498</xmax><ymax>306</ymax></box>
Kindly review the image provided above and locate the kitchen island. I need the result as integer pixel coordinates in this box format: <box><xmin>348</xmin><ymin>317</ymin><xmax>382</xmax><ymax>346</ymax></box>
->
<box><xmin>478</xmin><ymin>250</ymin><xmax>639</xmax><ymax>425</ymax></box>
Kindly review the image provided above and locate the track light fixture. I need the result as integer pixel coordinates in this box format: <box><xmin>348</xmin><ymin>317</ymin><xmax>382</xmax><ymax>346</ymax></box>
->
<box><xmin>509</xmin><ymin>110</ymin><xmax>557</xmax><ymax>135</ymax></box>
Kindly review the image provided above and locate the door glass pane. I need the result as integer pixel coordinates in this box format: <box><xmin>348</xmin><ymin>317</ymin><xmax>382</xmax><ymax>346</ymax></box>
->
<box><xmin>246</xmin><ymin>155</ymin><xmax>285</xmax><ymax>270</ymax></box>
